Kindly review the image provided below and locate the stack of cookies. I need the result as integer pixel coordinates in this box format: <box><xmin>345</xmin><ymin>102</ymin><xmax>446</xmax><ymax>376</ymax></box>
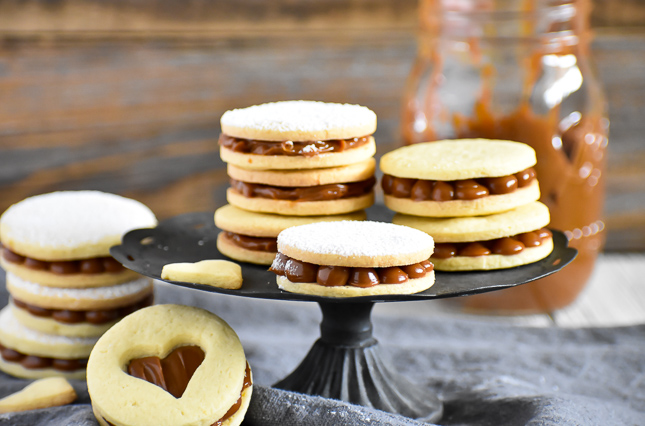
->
<box><xmin>380</xmin><ymin>140</ymin><xmax>554</xmax><ymax>271</ymax></box>
<box><xmin>216</xmin><ymin>100</ymin><xmax>378</xmax><ymax>265</ymax></box>
<box><xmin>0</xmin><ymin>191</ymin><xmax>157</xmax><ymax>379</ymax></box>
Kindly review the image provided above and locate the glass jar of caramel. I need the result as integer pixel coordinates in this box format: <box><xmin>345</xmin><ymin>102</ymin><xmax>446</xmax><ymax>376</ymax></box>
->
<box><xmin>402</xmin><ymin>0</ymin><xmax>608</xmax><ymax>313</ymax></box>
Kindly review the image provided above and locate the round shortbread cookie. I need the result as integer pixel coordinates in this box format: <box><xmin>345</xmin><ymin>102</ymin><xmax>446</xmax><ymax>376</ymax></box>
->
<box><xmin>0</xmin><ymin>358</ymin><xmax>86</xmax><ymax>380</ymax></box>
<box><xmin>276</xmin><ymin>271</ymin><xmax>435</xmax><ymax>297</ymax></box>
<box><xmin>9</xmin><ymin>301</ymin><xmax>116</xmax><ymax>338</ymax></box>
<box><xmin>227</xmin><ymin>188</ymin><xmax>374</xmax><ymax>216</ymax></box>
<box><xmin>0</xmin><ymin>257</ymin><xmax>139</xmax><ymax>288</ymax></box>
<box><xmin>227</xmin><ymin>158</ymin><xmax>376</xmax><ymax>187</ymax></box>
<box><xmin>92</xmin><ymin>386</ymin><xmax>252</xmax><ymax>426</ymax></box>
<box><xmin>217</xmin><ymin>232</ymin><xmax>277</xmax><ymax>265</ymax></box>
<box><xmin>220</xmin><ymin>137</ymin><xmax>376</xmax><ymax>170</ymax></box>
<box><xmin>380</xmin><ymin>139</ymin><xmax>537</xmax><ymax>181</ymax></box>
<box><xmin>215</xmin><ymin>204</ymin><xmax>367</xmax><ymax>237</ymax></box>
<box><xmin>220</xmin><ymin>100</ymin><xmax>377</xmax><ymax>141</ymax></box>
<box><xmin>277</xmin><ymin>221</ymin><xmax>434</xmax><ymax>268</ymax></box>
<box><xmin>0</xmin><ymin>307</ymin><xmax>97</xmax><ymax>359</ymax></box>
<box><xmin>383</xmin><ymin>180</ymin><xmax>540</xmax><ymax>217</ymax></box>
<box><xmin>6</xmin><ymin>274</ymin><xmax>153</xmax><ymax>311</ymax></box>
<box><xmin>431</xmin><ymin>239</ymin><xmax>554</xmax><ymax>271</ymax></box>
<box><xmin>87</xmin><ymin>304</ymin><xmax>251</xmax><ymax>426</ymax></box>
<box><xmin>393</xmin><ymin>202</ymin><xmax>550</xmax><ymax>243</ymax></box>
<box><xmin>0</xmin><ymin>191</ymin><xmax>157</xmax><ymax>261</ymax></box>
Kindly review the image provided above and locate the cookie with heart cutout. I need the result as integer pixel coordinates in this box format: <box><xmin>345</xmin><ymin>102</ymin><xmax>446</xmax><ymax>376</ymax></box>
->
<box><xmin>219</xmin><ymin>100</ymin><xmax>377</xmax><ymax>170</ymax></box>
<box><xmin>87</xmin><ymin>304</ymin><xmax>252</xmax><ymax>426</ymax></box>
<box><xmin>0</xmin><ymin>191</ymin><xmax>157</xmax><ymax>288</ymax></box>
<box><xmin>215</xmin><ymin>204</ymin><xmax>367</xmax><ymax>265</ymax></box>
<box><xmin>393</xmin><ymin>201</ymin><xmax>554</xmax><ymax>271</ymax></box>
<box><xmin>380</xmin><ymin>140</ymin><xmax>540</xmax><ymax>217</ymax></box>
<box><xmin>0</xmin><ymin>306</ymin><xmax>97</xmax><ymax>379</ymax></box>
<box><xmin>269</xmin><ymin>220</ymin><xmax>435</xmax><ymax>297</ymax></box>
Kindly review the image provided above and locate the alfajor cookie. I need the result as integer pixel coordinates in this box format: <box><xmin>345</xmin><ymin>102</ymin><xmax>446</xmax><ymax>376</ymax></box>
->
<box><xmin>269</xmin><ymin>221</ymin><xmax>435</xmax><ymax>297</ymax></box>
<box><xmin>88</xmin><ymin>304</ymin><xmax>252</xmax><ymax>426</ymax></box>
<box><xmin>6</xmin><ymin>273</ymin><xmax>153</xmax><ymax>337</ymax></box>
<box><xmin>0</xmin><ymin>307</ymin><xmax>96</xmax><ymax>379</ymax></box>
<box><xmin>0</xmin><ymin>191</ymin><xmax>157</xmax><ymax>288</ymax></box>
<box><xmin>226</xmin><ymin>159</ymin><xmax>376</xmax><ymax>216</ymax></box>
<box><xmin>394</xmin><ymin>202</ymin><xmax>553</xmax><ymax>271</ymax></box>
<box><xmin>380</xmin><ymin>140</ymin><xmax>540</xmax><ymax>217</ymax></box>
<box><xmin>219</xmin><ymin>101</ymin><xmax>377</xmax><ymax>170</ymax></box>
<box><xmin>215</xmin><ymin>204</ymin><xmax>366</xmax><ymax>265</ymax></box>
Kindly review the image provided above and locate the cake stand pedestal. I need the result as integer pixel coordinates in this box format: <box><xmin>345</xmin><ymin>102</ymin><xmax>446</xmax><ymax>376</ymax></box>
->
<box><xmin>111</xmin><ymin>208</ymin><xmax>576</xmax><ymax>423</ymax></box>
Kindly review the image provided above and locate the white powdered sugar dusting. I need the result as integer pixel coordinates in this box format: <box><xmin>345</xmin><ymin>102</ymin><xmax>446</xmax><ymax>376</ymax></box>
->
<box><xmin>0</xmin><ymin>307</ymin><xmax>98</xmax><ymax>346</ymax></box>
<box><xmin>8</xmin><ymin>273</ymin><xmax>150</xmax><ymax>300</ymax></box>
<box><xmin>221</xmin><ymin>101</ymin><xmax>376</xmax><ymax>134</ymax></box>
<box><xmin>0</xmin><ymin>191</ymin><xmax>157</xmax><ymax>249</ymax></box>
<box><xmin>277</xmin><ymin>221</ymin><xmax>434</xmax><ymax>258</ymax></box>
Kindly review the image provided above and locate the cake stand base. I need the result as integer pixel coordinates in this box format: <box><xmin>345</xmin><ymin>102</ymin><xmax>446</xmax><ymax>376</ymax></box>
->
<box><xmin>274</xmin><ymin>302</ymin><xmax>443</xmax><ymax>422</ymax></box>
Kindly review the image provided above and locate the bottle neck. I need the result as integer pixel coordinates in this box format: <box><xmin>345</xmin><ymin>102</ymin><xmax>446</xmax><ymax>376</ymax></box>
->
<box><xmin>419</xmin><ymin>0</ymin><xmax>591</xmax><ymax>54</ymax></box>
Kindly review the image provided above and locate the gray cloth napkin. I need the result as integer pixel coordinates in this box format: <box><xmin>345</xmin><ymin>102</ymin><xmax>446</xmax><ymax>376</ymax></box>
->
<box><xmin>0</xmin><ymin>273</ymin><xmax>644</xmax><ymax>425</ymax></box>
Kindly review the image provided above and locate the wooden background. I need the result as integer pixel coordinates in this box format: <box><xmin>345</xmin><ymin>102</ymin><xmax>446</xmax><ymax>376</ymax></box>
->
<box><xmin>0</xmin><ymin>0</ymin><xmax>643</xmax><ymax>251</ymax></box>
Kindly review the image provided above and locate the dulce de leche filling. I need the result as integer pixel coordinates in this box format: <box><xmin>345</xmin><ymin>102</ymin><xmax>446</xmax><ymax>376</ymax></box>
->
<box><xmin>1</xmin><ymin>247</ymin><xmax>125</xmax><ymax>275</ymax></box>
<box><xmin>219</xmin><ymin>133</ymin><xmax>370</xmax><ymax>157</ymax></box>
<box><xmin>127</xmin><ymin>346</ymin><xmax>252</xmax><ymax>425</ymax></box>
<box><xmin>382</xmin><ymin>168</ymin><xmax>536</xmax><ymax>201</ymax></box>
<box><xmin>0</xmin><ymin>343</ymin><xmax>87</xmax><ymax>371</ymax></box>
<box><xmin>230</xmin><ymin>176</ymin><xmax>376</xmax><ymax>202</ymax></box>
<box><xmin>222</xmin><ymin>231</ymin><xmax>277</xmax><ymax>253</ymax></box>
<box><xmin>433</xmin><ymin>229</ymin><xmax>552</xmax><ymax>259</ymax></box>
<box><xmin>12</xmin><ymin>293</ymin><xmax>154</xmax><ymax>325</ymax></box>
<box><xmin>270</xmin><ymin>253</ymin><xmax>434</xmax><ymax>287</ymax></box>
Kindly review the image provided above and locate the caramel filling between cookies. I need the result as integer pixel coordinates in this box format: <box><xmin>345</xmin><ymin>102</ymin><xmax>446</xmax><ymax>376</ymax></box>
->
<box><xmin>382</xmin><ymin>168</ymin><xmax>536</xmax><ymax>201</ymax></box>
<box><xmin>126</xmin><ymin>347</ymin><xmax>252</xmax><ymax>425</ymax></box>
<box><xmin>12</xmin><ymin>293</ymin><xmax>154</xmax><ymax>325</ymax></box>
<box><xmin>230</xmin><ymin>176</ymin><xmax>376</xmax><ymax>202</ymax></box>
<box><xmin>433</xmin><ymin>229</ymin><xmax>552</xmax><ymax>259</ymax></box>
<box><xmin>222</xmin><ymin>231</ymin><xmax>277</xmax><ymax>253</ymax></box>
<box><xmin>0</xmin><ymin>343</ymin><xmax>87</xmax><ymax>371</ymax></box>
<box><xmin>270</xmin><ymin>253</ymin><xmax>434</xmax><ymax>287</ymax></box>
<box><xmin>219</xmin><ymin>133</ymin><xmax>370</xmax><ymax>156</ymax></box>
<box><xmin>1</xmin><ymin>247</ymin><xmax>125</xmax><ymax>275</ymax></box>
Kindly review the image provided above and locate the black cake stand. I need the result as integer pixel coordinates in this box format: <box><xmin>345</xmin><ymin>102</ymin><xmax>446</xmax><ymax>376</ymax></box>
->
<box><xmin>110</xmin><ymin>207</ymin><xmax>576</xmax><ymax>423</ymax></box>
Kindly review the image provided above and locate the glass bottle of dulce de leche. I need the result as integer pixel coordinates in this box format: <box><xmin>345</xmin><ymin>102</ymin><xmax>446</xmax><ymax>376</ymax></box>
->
<box><xmin>402</xmin><ymin>0</ymin><xmax>608</xmax><ymax>313</ymax></box>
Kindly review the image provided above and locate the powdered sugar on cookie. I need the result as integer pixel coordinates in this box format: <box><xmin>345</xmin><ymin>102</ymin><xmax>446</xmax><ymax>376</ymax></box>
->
<box><xmin>7</xmin><ymin>274</ymin><xmax>151</xmax><ymax>301</ymax></box>
<box><xmin>278</xmin><ymin>221</ymin><xmax>434</xmax><ymax>259</ymax></box>
<box><xmin>222</xmin><ymin>101</ymin><xmax>375</xmax><ymax>134</ymax></box>
<box><xmin>0</xmin><ymin>191</ymin><xmax>157</xmax><ymax>250</ymax></box>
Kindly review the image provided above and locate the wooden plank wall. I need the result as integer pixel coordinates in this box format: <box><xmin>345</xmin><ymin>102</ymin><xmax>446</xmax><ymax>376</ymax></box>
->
<box><xmin>0</xmin><ymin>0</ymin><xmax>643</xmax><ymax>251</ymax></box>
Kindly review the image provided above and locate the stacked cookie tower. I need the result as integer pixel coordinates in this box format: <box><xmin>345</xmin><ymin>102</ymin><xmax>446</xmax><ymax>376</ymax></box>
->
<box><xmin>380</xmin><ymin>140</ymin><xmax>554</xmax><ymax>271</ymax></box>
<box><xmin>0</xmin><ymin>191</ymin><xmax>157</xmax><ymax>379</ymax></box>
<box><xmin>215</xmin><ymin>100</ymin><xmax>378</xmax><ymax>265</ymax></box>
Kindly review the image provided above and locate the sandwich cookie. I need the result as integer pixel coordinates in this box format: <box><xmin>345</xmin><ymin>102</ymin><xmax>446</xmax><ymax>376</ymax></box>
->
<box><xmin>0</xmin><ymin>191</ymin><xmax>157</xmax><ymax>288</ymax></box>
<box><xmin>220</xmin><ymin>101</ymin><xmax>377</xmax><ymax>170</ymax></box>
<box><xmin>215</xmin><ymin>204</ymin><xmax>366</xmax><ymax>265</ymax></box>
<box><xmin>0</xmin><ymin>307</ymin><xmax>96</xmax><ymax>379</ymax></box>
<box><xmin>394</xmin><ymin>202</ymin><xmax>553</xmax><ymax>271</ymax></box>
<box><xmin>6</xmin><ymin>274</ymin><xmax>153</xmax><ymax>337</ymax></box>
<box><xmin>269</xmin><ymin>221</ymin><xmax>435</xmax><ymax>297</ymax></box>
<box><xmin>226</xmin><ymin>159</ymin><xmax>376</xmax><ymax>216</ymax></box>
<box><xmin>380</xmin><ymin>140</ymin><xmax>540</xmax><ymax>217</ymax></box>
<box><xmin>88</xmin><ymin>304</ymin><xmax>252</xmax><ymax>426</ymax></box>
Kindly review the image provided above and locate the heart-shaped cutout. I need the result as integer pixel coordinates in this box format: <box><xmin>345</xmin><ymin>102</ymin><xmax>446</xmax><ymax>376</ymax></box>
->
<box><xmin>128</xmin><ymin>345</ymin><xmax>204</xmax><ymax>398</ymax></box>
<box><xmin>87</xmin><ymin>305</ymin><xmax>251</xmax><ymax>426</ymax></box>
